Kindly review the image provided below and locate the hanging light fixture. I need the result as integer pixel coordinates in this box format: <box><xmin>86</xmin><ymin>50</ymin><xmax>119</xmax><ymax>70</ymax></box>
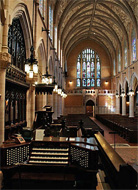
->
<box><xmin>25</xmin><ymin>0</ymin><xmax>38</xmax><ymax>78</ymax></box>
<box><xmin>42</xmin><ymin>67</ymin><xmax>52</xmax><ymax>85</ymax></box>
<box><xmin>115</xmin><ymin>90</ymin><xmax>119</xmax><ymax>98</ymax></box>
<box><xmin>53</xmin><ymin>76</ymin><xmax>58</xmax><ymax>92</ymax></box>
<box><xmin>128</xmin><ymin>89</ymin><xmax>134</xmax><ymax>96</ymax></box>
<box><xmin>121</xmin><ymin>88</ymin><xmax>125</xmax><ymax>97</ymax></box>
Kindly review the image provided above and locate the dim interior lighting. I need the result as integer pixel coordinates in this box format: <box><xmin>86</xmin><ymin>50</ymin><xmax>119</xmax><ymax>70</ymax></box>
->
<box><xmin>126</xmin><ymin>102</ymin><xmax>129</xmax><ymax>105</ymax></box>
<box><xmin>115</xmin><ymin>91</ymin><xmax>119</xmax><ymax>98</ymax></box>
<box><xmin>121</xmin><ymin>88</ymin><xmax>125</xmax><ymax>97</ymax></box>
<box><xmin>58</xmin><ymin>88</ymin><xmax>62</xmax><ymax>95</ymax></box>
<box><xmin>42</xmin><ymin>68</ymin><xmax>52</xmax><ymax>85</ymax></box>
<box><xmin>29</xmin><ymin>70</ymin><xmax>33</xmax><ymax>78</ymax></box>
<box><xmin>105</xmin><ymin>81</ymin><xmax>108</xmax><ymax>85</ymax></box>
<box><xmin>25</xmin><ymin>0</ymin><xmax>38</xmax><ymax>78</ymax></box>
<box><xmin>128</xmin><ymin>89</ymin><xmax>134</xmax><ymax>96</ymax></box>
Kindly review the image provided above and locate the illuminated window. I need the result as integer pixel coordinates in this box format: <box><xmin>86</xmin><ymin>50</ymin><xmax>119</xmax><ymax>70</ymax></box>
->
<box><xmin>118</xmin><ymin>49</ymin><xmax>121</xmax><ymax>72</ymax></box>
<box><xmin>39</xmin><ymin>0</ymin><xmax>46</xmax><ymax>18</ymax></box>
<box><xmin>54</xmin><ymin>26</ymin><xmax>57</xmax><ymax>52</ymax></box>
<box><xmin>113</xmin><ymin>59</ymin><xmax>116</xmax><ymax>76</ymax></box>
<box><xmin>49</xmin><ymin>5</ymin><xmax>53</xmax><ymax>42</ymax></box>
<box><xmin>76</xmin><ymin>48</ymin><xmax>101</xmax><ymax>87</ymax></box>
<box><xmin>131</xmin><ymin>28</ymin><xmax>136</xmax><ymax>62</ymax></box>
<box><xmin>124</xmin><ymin>40</ymin><xmax>127</xmax><ymax>68</ymax></box>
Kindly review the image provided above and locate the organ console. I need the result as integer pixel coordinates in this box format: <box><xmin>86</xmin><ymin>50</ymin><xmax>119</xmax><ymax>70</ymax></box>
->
<box><xmin>1</xmin><ymin>137</ymin><xmax>99</xmax><ymax>189</ymax></box>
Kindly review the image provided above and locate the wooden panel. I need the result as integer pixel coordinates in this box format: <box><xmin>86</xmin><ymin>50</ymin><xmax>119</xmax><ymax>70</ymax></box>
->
<box><xmin>65</xmin><ymin>95</ymin><xmax>83</xmax><ymax>107</ymax></box>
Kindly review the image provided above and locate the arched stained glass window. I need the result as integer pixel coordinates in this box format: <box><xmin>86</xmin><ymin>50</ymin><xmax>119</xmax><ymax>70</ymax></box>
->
<box><xmin>131</xmin><ymin>28</ymin><xmax>136</xmax><ymax>61</ymax></box>
<box><xmin>76</xmin><ymin>48</ymin><xmax>101</xmax><ymax>87</ymax></box>
<box><xmin>113</xmin><ymin>59</ymin><xmax>116</xmax><ymax>76</ymax></box>
<box><xmin>54</xmin><ymin>26</ymin><xmax>57</xmax><ymax>52</ymax></box>
<box><xmin>118</xmin><ymin>49</ymin><xmax>121</xmax><ymax>72</ymax></box>
<box><xmin>49</xmin><ymin>5</ymin><xmax>53</xmax><ymax>42</ymax></box>
<box><xmin>124</xmin><ymin>40</ymin><xmax>127</xmax><ymax>68</ymax></box>
<box><xmin>39</xmin><ymin>0</ymin><xmax>46</xmax><ymax>18</ymax></box>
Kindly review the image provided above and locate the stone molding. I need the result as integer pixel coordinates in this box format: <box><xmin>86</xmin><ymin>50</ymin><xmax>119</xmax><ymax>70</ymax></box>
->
<box><xmin>0</xmin><ymin>52</ymin><xmax>11</xmax><ymax>69</ymax></box>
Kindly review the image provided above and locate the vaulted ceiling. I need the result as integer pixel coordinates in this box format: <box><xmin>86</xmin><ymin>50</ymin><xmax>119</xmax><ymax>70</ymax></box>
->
<box><xmin>52</xmin><ymin>0</ymin><xmax>138</xmax><ymax>60</ymax></box>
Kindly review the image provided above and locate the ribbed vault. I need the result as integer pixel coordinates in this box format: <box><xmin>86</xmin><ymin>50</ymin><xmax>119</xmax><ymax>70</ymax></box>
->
<box><xmin>52</xmin><ymin>0</ymin><xmax>138</xmax><ymax>60</ymax></box>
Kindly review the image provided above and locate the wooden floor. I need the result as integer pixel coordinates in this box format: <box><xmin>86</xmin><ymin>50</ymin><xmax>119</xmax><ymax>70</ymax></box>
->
<box><xmin>90</xmin><ymin>117</ymin><xmax>138</xmax><ymax>173</ymax></box>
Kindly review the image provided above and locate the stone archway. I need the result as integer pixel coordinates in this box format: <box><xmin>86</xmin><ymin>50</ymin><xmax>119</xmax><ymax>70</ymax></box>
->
<box><xmin>86</xmin><ymin>100</ymin><xmax>95</xmax><ymax>117</ymax></box>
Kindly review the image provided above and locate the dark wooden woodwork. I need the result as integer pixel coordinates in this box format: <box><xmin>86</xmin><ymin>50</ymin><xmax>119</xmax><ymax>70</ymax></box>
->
<box><xmin>94</xmin><ymin>132</ymin><xmax>137</xmax><ymax>189</ymax></box>
<box><xmin>1</xmin><ymin>138</ymin><xmax>98</xmax><ymax>189</ymax></box>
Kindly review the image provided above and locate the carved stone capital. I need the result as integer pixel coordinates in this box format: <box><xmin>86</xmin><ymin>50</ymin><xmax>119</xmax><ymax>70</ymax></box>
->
<box><xmin>0</xmin><ymin>52</ymin><xmax>11</xmax><ymax>69</ymax></box>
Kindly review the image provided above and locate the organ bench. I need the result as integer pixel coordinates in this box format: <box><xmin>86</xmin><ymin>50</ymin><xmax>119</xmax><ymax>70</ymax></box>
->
<box><xmin>0</xmin><ymin>137</ymin><xmax>99</xmax><ymax>189</ymax></box>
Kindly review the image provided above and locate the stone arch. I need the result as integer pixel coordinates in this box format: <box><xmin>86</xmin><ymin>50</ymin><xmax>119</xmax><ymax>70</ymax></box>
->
<box><xmin>85</xmin><ymin>96</ymin><xmax>96</xmax><ymax>116</ymax></box>
<box><xmin>122</xmin><ymin>77</ymin><xmax>129</xmax><ymax>92</ymax></box>
<box><xmin>37</xmin><ymin>39</ymin><xmax>46</xmax><ymax>79</ymax></box>
<box><xmin>10</xmin><ymin>3</ymin><xmax>32</xmax><ymax>58</ymax></box>
<box><xmin>130</xmin><ymin>72</ymin><xmax>138</xmax><ymax>90</ymax></box>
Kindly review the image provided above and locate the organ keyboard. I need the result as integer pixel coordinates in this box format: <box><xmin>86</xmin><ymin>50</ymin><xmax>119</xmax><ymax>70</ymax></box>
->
<box><xmin>1</xmin><ymin>137</ymin><xmax>99</xmax><ymax>189</ymax></box>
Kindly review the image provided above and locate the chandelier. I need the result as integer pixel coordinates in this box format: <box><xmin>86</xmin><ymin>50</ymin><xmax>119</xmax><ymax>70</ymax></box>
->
<box><xmin>25</xmin><ymin>0</ymin><xmax>38</xmax><ymax>78</ymax></box>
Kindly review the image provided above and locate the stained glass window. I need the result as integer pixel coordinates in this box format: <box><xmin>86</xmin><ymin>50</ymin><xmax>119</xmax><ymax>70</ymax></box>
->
<box><xmin>54</xmin><ymin>26</ymin><xmax>57</xmax><ymax>52</ymax></box>
<box><xmin>118</xmin><ymin>49</ymin><xmax>121</xmax><ymax>72</ymax></box>
<box><xmin>124</xmin><ymin>40</ymin><xmax>127</xmax><ymax>68</ymax></box>
<box><xmin>113</xmin><ymin>59</ymin><xmax>116</xmax><ymax>76</ymax></box>
<box><xmin>39</xmin><ymin>0</ymin><xmax>46</xmax><ymax>18</ymax></box>
<box><xmin>131</xmin><ymin>28</ymin><xmax>136</xmax><ymax>61</ymax></box>
<box><xmin>39</xmin><ymin>0</ymin><xmax>43</xmax><ymax>16</ymax></box>
<box><xmin>49</xmin><ymin>5</ymin><xmax>53</xmax><ymax>42</ymax></box>
<box><xmin>97</xmin><ymin>79</ymin><xmax>101</xmax><ymax>87</ymax></box>
<box><xmin>77</xmin><ymin>79</ymin><xmax>80</xmax><ymax>87</ymax></box>
<box><xmin>76</xmin><ymin>48</ymin><xmax>101</xmax><ymax>87</ymax></box>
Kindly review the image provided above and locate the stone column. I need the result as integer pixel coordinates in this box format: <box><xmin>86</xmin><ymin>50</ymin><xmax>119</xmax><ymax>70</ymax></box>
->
<box><xmin>62</xmin><ymin>97</ymin><xmax>64</xmax><ymax>116</ymax></box>
<box><xmin>0</xmin><ymin>52</ymin><xmax>10</xmax><ymax>144</ymax></box>
<box><xmin>36</xmin><ymin>93</ymin><xmax>47</xmax><ymax>111</ymax></box>
<box><xmin>26</xmin><ymin>85</ymin><xmax>35</xmax><ymax>128</ymax></box>
<box><xmin>116</xmin><ymin>97</ymin><xmax>120</xmax><ymax>114</ymax></box>
<box><xmin>122</xmin><ymin>96</ymin><xmax>126</xmax><ymax>116</ymax></box>
<box><xmin>47</xmin><ymin>94</ymin><xmax>53</xmax><ymax>108</ymax></box>
<box><xmin>57</xmin><ymin>95</ymin><xmax>60</xmax><ymax>118</ymax></box>
<box><xmin>129</xmin><ymin>95</ymin><xmax>134</xmax><ymax>117</ymax></box>
<box><xmin>53</xmin><ymin>92</ymin><xmax>57</xmax><ymax>120</ymax></box>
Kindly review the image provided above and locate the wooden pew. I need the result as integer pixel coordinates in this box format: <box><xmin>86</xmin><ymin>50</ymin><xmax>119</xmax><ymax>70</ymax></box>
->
<box><xmin>94</xmin><ymin>132</ymin><xmax>137</xmax><ymax>189</ymax></box>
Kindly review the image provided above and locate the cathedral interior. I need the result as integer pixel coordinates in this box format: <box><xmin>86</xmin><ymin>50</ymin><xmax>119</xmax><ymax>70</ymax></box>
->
<box><xmin>0</xmin><ymin>0</ymin><xmax>138</xmax><ymax>189</ymax></box>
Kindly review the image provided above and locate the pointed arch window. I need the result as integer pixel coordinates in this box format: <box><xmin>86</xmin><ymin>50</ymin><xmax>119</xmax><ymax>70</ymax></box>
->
<box><xmin>76</xmin><ymin>48</ymin><xmax>101</xmax><ymax>87</ymax></box>
<box><xmin>49</xmin><ymin>5</ymin><xmax>53</xmax><ymax>42</ymax></box>
<box><xmin>8</xmin><ymin>18</ymin><xmax>26</xmax><ymax>71</ymax></box>
<box><xmin>113</xmin><ymin>59</ymin><xmax>116</xmax><ymax>76</ymax></box>
<box><xmin>131</xmin><ymin>28</ymin><xmax>136</xmax><ymax>62</ymax></box>
<box><xmin>118</xmin><ymin>49</ymin><xmax>121</xmax><ymax>72</ymax></box>
<box><xmin>39</xmin><ymin>0</ymin><xmax>46</xmax><ymax>18</ymax></box>
<box><xmin>124</xmin><ymin>40</ymin><xmax>127</xmax><ymax>68</ymax></box>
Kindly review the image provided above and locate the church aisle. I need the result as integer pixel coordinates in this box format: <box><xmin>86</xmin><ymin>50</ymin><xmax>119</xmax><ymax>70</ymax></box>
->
<box><xmin>90</xmin><ymin>117</ymin><xmax>138</xmax><ymax>172</ymax></box>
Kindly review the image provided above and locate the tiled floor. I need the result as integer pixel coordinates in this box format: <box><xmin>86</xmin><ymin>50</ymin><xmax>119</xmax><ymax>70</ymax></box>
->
<box><xmin>90</xmin><ymin>117</ymin><xmax>138</xmax><ymax>172</ymax></box>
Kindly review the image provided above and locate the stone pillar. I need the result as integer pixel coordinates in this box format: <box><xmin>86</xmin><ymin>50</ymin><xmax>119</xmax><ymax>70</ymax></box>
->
<box><xmin>62</xmin><ymin>97</ymin><xmax>64</xmax><ymax>116</ymax></box>
<box><xmin>116</xmin><ymin>97</ymin><xmax>120</xmax><ymax>114</ymax></box>
<box><xmin>122</xmin><ymin>96</ymin><xmax>126</xmax><ymax>116</ymax></box>
<box><xmin>53</xmin><ymin>93</ymin><xmax>57</xmax><ymax>120</ymax></box>
<box><xmin>36</xmin><ymin>93</ymin><xmax>47</xmax><ymax>111</ymax></box>
<box><xmin>47</xmin><ymin>94</ymin><xmax>53</xmax><ymax>108</ymax></box>
<box><xmin>129</xmin><ymin>95</ymin><xmax>134</xmax><ymax>117</ymax></box>
<box><xmin>0</xmin><ymin>52</ymin><xmax>10</xmax><ymax>144</ymax></box>
<box><xmin>26</xmin><ymin>85</ymin><xmax>35</xmax><ymax>128</ymax></box>
<box><xmin>57</xmin><ymin>95</ymin><xmax>60</xmax><ymax>117</ymax></box>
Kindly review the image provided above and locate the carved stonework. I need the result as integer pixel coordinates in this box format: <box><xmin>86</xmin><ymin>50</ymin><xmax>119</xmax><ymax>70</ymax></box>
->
<box><xmin>0</xmin><ymin>52</ymin><xmax>11</xmax><ymax>69</ymax></box>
